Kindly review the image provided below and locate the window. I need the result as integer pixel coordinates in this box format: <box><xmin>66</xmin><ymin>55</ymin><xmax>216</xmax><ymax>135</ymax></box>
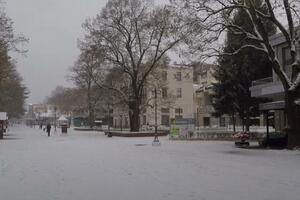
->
<box><xmin>175</xmin><ymin>108</ymin><xmax>183</xmax><ymax>114</ymax></box>
<box><xmin>219</xmin><ymin>117</ymin><xmax>226</xmax><ymax>127</ymax></box>
<box><xmin>282</xmin><ymin>46</ymin><xmax>293</xmax><ymax>67</ymax></box>
<box><xmin>176</xmin><ymin>71</ymin><xmax>182</xmax><ymax>81</ymax></box>
<box><xmin>203</xmin><ymin>117</ymin><xmax>211</xmax><ymax>127</ymax></box>
<box><xmin>175</xmin><ymin>115</ymin><xmax>183</xmax><ymax>120</ymax></box>
<box><xmin>161</xmin><ymin>108</ymin><xmax>170</xmax><ymax>113</ymax></box>
<box><xmin>177</xmin><ymin>88</ymin><xmax>182</xmax><ymax>98</ymax></box>
<box><xmin>162</xmin><ymin>71</ymin><xmax>167</xmax><ymax>81</ymax></box>
<box><xmin>162</xmin><ymin>87</ymin><xmax>168</xmax><ymax>98</ymax></box>
<box><xmin>143</xmin><ymin>115</ymin><xmax>146</xmax><ymax>125</ymax></box>
<box><xmin>161</xmin><ymin>115</ymin><xmax>170</xmax><ymax>126</ymax></box>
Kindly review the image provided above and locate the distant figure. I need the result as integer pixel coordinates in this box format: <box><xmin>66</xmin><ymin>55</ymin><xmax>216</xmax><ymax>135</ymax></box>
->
<box><xmin>153</xmin><ymin>134</ymin><xmax>159</xmax><ymax>142</ymax></box>
<box><xmin>46</xmin><ymin>123</ymin><xmax>51</xmax><ymax>137</ymax></box>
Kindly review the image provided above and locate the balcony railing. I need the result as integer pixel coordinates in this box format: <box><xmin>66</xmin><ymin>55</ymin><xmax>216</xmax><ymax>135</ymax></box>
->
<box><xmin>252</xmin><ymin>77</ymin><xmax>273</xmax><ymax>86</ymax></box>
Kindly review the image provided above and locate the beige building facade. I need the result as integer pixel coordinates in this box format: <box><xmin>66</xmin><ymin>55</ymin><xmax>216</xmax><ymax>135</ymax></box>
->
<box><xmin>144</xmin><ymin>65</ymin><xmax>194</xmax><ymax>128</ymax></box>
<box><xmin>193</xmin><ymin>63</ymin><xmax>232</xmax><ymax>128</ymax></box>
<box><xmin>112</xmin><ymin>65</ymin><xmax>195</xmax><ymax>129</ymax></box>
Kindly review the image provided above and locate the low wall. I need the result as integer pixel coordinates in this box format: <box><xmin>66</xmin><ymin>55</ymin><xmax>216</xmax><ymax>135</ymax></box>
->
<box><xmin>73</xmin><ymin>127</ymin><xmax>94</xmax><ymax>131</ymax></box>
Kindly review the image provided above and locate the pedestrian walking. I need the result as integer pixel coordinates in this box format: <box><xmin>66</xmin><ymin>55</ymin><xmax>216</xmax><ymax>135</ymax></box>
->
<box><xmin>46</xmin><ymin>123</ymin><xmax>51</xmax><ymax>137</ymax></box>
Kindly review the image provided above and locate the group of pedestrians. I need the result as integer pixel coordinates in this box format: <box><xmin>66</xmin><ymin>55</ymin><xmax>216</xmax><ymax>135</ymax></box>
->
<box><xmin>39</xmin><ymin>123</ymin><xmax>52</xmax><ymax>137</ymax></box>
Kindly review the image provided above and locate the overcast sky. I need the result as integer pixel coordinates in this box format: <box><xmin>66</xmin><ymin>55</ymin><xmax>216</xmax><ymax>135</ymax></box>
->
<box><xmin>6</xmin><ymin>0</ymin><xmax>109</xmax><ymax>104</ymax></box>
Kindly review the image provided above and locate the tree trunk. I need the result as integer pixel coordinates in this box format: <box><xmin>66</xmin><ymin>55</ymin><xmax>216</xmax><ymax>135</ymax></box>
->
<box><xmin>245</xmin><ymin>111</ymin><xmax>250</xmax><ymax>132</ymax></box>
<box><xmin>286</xmin><ymin>90</ymin><xmax>300</xmax><ymax>149</ymax></box>
<box><xmin>87</xmin><ymin>84</ymin><xmax>94</xmax><ymax>128</ymax></box>
<box><xmin>129</xmin><ymin>99</ymin><xmax>140</xmax><ymax>132</ymax></box>
<box><xmin>88</xmin><ymin>107</ymin><xmax>94</xmax><ymax>128</ymax></box>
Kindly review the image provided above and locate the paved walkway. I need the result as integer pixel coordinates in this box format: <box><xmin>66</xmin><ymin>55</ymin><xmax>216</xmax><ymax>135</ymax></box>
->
<box><xmin>1</xmin><ymin>126</ymin><xmax>300</xmax><ymax>200</ymax></box>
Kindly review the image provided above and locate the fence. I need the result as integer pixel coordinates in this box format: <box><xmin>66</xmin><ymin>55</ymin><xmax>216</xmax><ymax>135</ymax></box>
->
<box><xmin>170</xmin><ymin>126</ymin><xmax>272</xmax><ymax>140</ymax></box>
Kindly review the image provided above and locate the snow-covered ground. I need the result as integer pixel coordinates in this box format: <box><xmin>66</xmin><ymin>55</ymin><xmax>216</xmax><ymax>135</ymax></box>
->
<box><xmin>1</xmin><ymin>126</ymin><xmax>300</xmax><ymax>200</ymax></box>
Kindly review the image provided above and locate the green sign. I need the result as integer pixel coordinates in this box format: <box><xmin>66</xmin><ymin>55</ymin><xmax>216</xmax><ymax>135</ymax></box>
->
<box><xmin>170</xmin><ymin>127</ymin><xmax>180</xmax><ymax>139</ymax></box>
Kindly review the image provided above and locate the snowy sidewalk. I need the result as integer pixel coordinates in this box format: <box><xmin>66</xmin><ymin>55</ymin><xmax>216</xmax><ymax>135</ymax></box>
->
<box><xmin>1</xmin><ymin>126</ymin><xmax>300</xmax><ymax>200</ymax></box>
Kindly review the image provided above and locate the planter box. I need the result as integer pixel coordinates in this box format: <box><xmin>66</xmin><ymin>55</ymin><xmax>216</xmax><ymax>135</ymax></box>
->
<box><xmin>235</xmin><ymin>141</ymin><xmax>250</xmax><ymax>147</ymax></box>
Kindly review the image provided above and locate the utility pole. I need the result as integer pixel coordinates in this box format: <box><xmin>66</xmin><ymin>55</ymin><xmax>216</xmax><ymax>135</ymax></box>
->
<box><xmin>155</xmin><ymin>88</ymin><xmax>157</xmax><ymax>134</ymax></box>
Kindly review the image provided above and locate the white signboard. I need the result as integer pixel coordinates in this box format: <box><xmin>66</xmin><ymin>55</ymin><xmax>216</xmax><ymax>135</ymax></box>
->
<box><xmin>170</xmin><ymin>118</ymin><xmax>195</xmax><ymax>139</ymax></box>
<box><xmin>0</xmin><ymin>112</ymin><xmax>7</xmax><ymax>120</ymax></box>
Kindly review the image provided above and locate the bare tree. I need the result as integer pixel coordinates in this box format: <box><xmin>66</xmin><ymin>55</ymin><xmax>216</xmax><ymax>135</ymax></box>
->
<box><xmin>0</xmin><ymin>2</ymin><xmax>27</xmax><ymax>53</ymax></box>
<box><xmin>81</xmin><ymin>0</ymin><xmax>189</xmax><ymax>131</ymax></box>
<box><xmin>172</xmin><ymin>0</ymin><xmax>300</xmax><ymax>148</ymax></box>
<box><xmin>69</xmin><ymin>46</ymin><xmax>103</xmax><ymax>128</ymax></box>
<box><xmin>47</xmin><ymin>86</ymin><xmax>87</xmax><ymax>116</ymax></box>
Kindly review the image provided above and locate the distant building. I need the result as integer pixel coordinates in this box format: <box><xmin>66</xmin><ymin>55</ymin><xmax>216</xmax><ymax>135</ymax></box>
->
<box><xmin>25</xmin><ymin>103</ymin><xmax>68</xmax><ymax>126</ymax></box>
<box><xmin>146</xmin><ymin>64</ymin><xmax>194</xmax><ymax>127</ymax></box>
<box><xmin>112</xmin><ymin>64</ymin><xmax>195</xmax><ymax>129</ymax></box>
<box><xmin>193</xmin><ymin>63</ymin><xmax>231</xmax><ymax>127</ymax></box>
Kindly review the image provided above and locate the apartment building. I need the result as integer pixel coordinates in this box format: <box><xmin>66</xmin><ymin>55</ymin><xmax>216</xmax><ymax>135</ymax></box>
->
<box><xmin>112</xmin><ymin>64</ymin><xmax>195</xmax><ymax>129</ymax></box>
<box><xmin>250</xmin><ymin>27</ymin><xmax>300</xmax><ymax>132</ymax></box>
<box><xmin>193</xmin><ymin>63</ymin><xmax>232</xmax><ymax>127</ymax></box>
<box><xmin>145</xmin><ymin>65</ymin><xmax>194</xmax><ymax>127</ymax></box>
<box><xmin>25</xmin><ymin>103</ymin><xmax>69</xmax><ymax>125</ymax></box>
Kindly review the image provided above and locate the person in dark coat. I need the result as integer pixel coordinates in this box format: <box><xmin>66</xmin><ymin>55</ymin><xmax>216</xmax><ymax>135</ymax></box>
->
<box><xmin>46</xmin><ymin>123</ymin><xmax>51</xmax><ymax>137</ymax></box>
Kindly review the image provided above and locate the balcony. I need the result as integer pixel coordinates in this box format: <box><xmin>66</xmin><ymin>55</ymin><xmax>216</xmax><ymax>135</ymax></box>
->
<box><xmin>250</xmin><ymin>77</ymin><xmax>284</xmax><ymax>98</ymax></box>
<box><xmin>252</xmin><ymin>77</ymin><xmax>273</xmax><ymax>86</ymax></box>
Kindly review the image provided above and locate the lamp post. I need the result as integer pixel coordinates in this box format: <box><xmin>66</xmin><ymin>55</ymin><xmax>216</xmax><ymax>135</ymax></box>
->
<box><xmin>154</xmin><ymin>88</ymin><xmax>157</xmax><ymax>134</ymax></box>
<box><xmin>54</xmin><ymin>106</ymin><xmax>57</xmax><ymax>132</ymax></box>
<box><xmin>107</xmin><ymin>103</ymin><xmax>110</xmax><ymax>132</ymax></box>
<box><xmin>120</xmin><ymin>114</ymin><xmax>123</xmax><ymax>131</ymax></box>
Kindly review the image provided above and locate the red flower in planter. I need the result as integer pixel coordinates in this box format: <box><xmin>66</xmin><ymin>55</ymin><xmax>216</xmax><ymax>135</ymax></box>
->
<box><xmin>232</xmin><ymin>132</ymin><xmax>251</xmax><ymax>141</ymax></box>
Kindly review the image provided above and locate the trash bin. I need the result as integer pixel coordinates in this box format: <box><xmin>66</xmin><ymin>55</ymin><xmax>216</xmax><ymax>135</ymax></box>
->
<box><xmin>61</xmin><ymin>124</ymin><xmax>68</xmax><ymax>134</ymax></box>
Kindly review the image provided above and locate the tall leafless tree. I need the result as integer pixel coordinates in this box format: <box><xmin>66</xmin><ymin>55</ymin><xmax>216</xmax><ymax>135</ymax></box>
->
<box><xmin>69</xmin><ymin>45</ymin><xmax>103</xmax><ymax>128</ymax></box>
<box><xmin>81</xmin><ymin>0</ymin><xmax>190</xmax><ymax>131</ymax></box>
